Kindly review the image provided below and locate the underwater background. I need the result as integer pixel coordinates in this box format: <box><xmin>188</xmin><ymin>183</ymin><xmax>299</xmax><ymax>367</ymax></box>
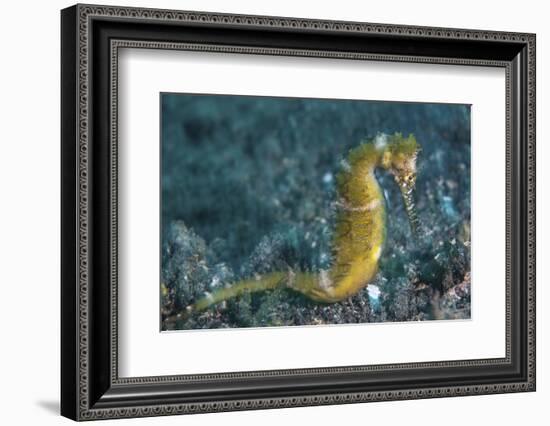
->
<box><xmin>160</xmin><ymin>93</ymin><xmax>471</xmax><ymax>331</ymax></box>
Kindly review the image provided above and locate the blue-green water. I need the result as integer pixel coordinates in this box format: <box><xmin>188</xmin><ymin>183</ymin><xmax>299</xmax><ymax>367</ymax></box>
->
<box><xmin>161</xmin><ymin>94</ymin><xmax>471</xmax><ymax>330</ymax></box>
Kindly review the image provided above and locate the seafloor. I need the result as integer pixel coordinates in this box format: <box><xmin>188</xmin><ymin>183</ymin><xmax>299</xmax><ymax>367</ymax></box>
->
<box><xmin>160</xmin><ymin>94</ymin><xmax>471</xmax><ymax>330</ymax></box>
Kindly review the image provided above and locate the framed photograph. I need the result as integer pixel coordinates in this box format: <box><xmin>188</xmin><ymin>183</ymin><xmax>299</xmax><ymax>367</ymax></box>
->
<box><xmin>61</xmin><ymin>3</ymin><xmax>536</xmax><ymax>421</ymax></box>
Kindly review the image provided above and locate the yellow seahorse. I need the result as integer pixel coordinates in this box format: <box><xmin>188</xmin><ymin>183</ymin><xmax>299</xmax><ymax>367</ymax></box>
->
<box><xmin>172</xmin><ymin>133</ymin><xmax>420</xmax><ymax>321</ymax></box>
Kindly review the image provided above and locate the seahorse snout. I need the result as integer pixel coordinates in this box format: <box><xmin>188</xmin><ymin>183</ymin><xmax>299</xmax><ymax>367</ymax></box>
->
<box><xmin>385</xmin><ymin>135</ymin><xmax>420</xmax><ymax>236</ymax></box>
<box><xmin>401</xmin><ymin>183</ymin><xmax>420</xmax><ymax>236</ymax></box>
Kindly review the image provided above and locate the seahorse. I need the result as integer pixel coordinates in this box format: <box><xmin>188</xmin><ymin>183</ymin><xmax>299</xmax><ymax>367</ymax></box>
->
<box><xmin>171</xmin><ymin>133</ymin><xmax>420</xmax><ymax>322</ymax></box>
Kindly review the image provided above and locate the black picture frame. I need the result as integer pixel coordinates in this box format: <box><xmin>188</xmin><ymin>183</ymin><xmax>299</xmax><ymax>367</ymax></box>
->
<box><xmin>61</xmin><ymin>3</ymin><xmax>536</xmax><ymax>421</ymax></box>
